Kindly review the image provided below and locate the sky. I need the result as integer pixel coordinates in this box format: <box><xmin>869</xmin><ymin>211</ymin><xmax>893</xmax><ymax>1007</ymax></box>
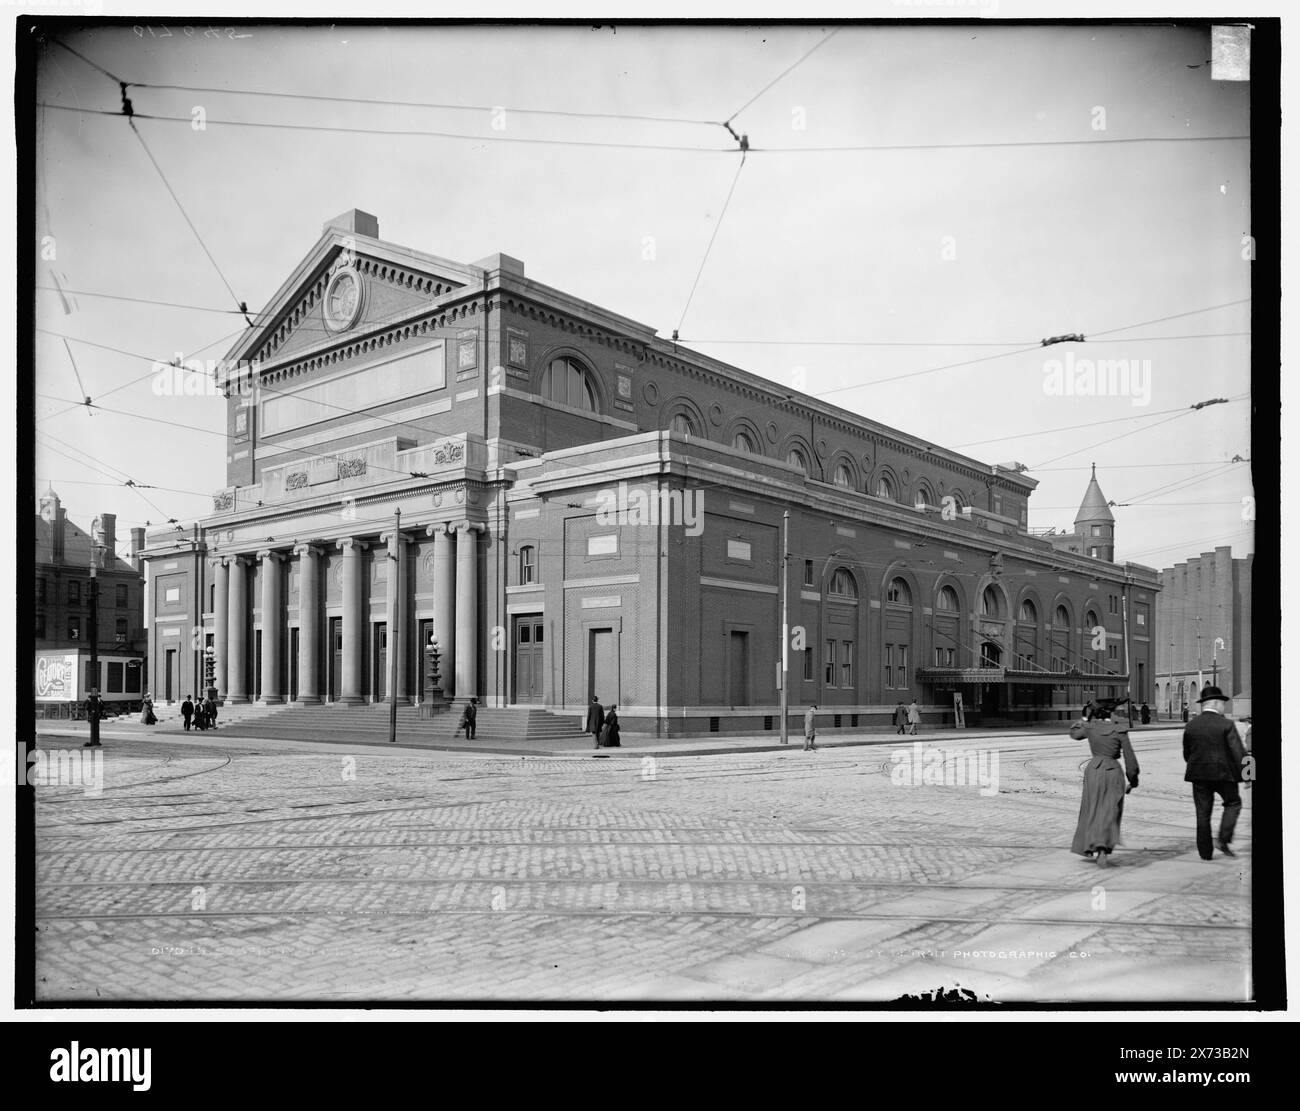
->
<box><xmin>30</xmin><ymin>20</ymin><xmax>1254</xmax><ymax>570</ymax></box>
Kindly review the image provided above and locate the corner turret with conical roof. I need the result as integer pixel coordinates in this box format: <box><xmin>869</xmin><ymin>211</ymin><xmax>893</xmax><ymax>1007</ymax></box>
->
<box><xmin>1075</xmin><ymin>463</ymin><xmax>1115</xmax><ymax>561</ymax></box>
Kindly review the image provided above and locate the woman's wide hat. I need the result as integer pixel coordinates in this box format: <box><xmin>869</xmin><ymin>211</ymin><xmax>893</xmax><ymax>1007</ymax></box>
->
<box><xmin>1196</xmin><ymin>684</ymin><xmax>1228</xmax><ymax>703</ymax></box>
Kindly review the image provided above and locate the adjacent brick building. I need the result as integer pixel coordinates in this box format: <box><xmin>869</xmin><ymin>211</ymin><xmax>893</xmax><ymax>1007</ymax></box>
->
<box><xmin>1154</xmin><ymin>546</ymin><xmax>1252</xmax><ymax>715</ymax></box>
<box><xmin>140</xmin><ymin>209</ymin><xmax>1161</xmax><ymax>734</ymax></box>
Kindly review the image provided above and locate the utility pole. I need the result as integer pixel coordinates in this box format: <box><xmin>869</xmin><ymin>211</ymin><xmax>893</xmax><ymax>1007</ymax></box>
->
<box><xmin>780</xmin><ymin>509</ymin><xmax>790</xmax><ymax>745</ymax></box>
<box><xmin>1195</xmin><ymin>615</ymin><xmax>1203</xmax><ymax>695</ymax></box>
<box><xmin>1213</xmin><ymin>637</ymin><xmax>1225</xmax><ymax>689</ymax></box>
<box><xmin>388</xmin><ymin>507</ymin><xmax>400</xmax><ymax>744</ymax></box>
<box><xmin>87</xmin><ymin>539</ymin><xmax>102</xmax><ymax>747</ymax></box>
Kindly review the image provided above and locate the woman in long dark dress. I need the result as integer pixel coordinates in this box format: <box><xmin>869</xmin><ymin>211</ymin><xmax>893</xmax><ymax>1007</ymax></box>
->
<box><xmin>1070</xmin><ymin>702</ymin><xmax>1139</xmax><ymax>865</ymax></box>
<box><xmin>599</xmin><ymin>705</ymin><xmax>621</xmax><ymax>748</ymax></box>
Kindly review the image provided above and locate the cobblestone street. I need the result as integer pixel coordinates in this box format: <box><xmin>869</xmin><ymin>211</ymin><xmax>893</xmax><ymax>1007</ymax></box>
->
<box><xmin>30</xmin><ymin>726</ymin><xmax>1251</xmax><ymax>1003</ymax></box>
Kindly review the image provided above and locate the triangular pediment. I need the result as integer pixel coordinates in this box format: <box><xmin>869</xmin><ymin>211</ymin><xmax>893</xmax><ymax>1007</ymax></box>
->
<box><xmin>224</xmin><ymin>229</ymin><xmax>484</xmax><ymax>371</ymax></box>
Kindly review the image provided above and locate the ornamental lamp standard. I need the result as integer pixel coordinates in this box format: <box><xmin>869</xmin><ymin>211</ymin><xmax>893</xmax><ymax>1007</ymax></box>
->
<box><xmin>1213</xmin><ymin>637</ymin><xmax>1226</xmax><ymax>689</ymax></box>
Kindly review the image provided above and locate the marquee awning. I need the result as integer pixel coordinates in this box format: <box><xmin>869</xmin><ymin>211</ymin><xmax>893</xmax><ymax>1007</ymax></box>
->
<box><xmin>916</xmin><ymin>667</ymin><xmax>1124</xmax><ymax>686</ymax></box>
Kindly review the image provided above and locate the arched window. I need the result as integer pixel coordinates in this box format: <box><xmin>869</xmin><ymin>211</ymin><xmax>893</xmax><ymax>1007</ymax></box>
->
<box><xmin>828</xmin><ymin>568</ymin><xmax>858</xmax><ymax>599</ymax></box>
<box><xmin>732</xmin><ymin>429</ymin><xmax>758</xmax><ymax>453</ymax></box>
<box><xmin>949</xmin><ymin>490</ymin><xmax>966</xmax><ymax>512</ymax></box>
<box><xmin>936</xmin><ymin>585</ymin><xmax>960</xmax><ymax>612</ymax></box>
<box><xmin>787</xmin><ymin>447</ymin><xmax>809</xmax><ymax>475</ymax></box>
<box><xmin>1055</xmin><ymin>604</ymin><xmax>1070</xmax><ymax>628</ymax></box>
<box><xmin>542</xmin><ymin>357</ymin><xmax>597</xmax><ymax>412</ymax></box>
<box><xmin>833</xmin><ymin>461</ymin><xmax>854</xmax><ymax>489</ymax></box>
<box><xmin>979</xmin><ymin>641</ymin><xmax>1003</xmax><ymax>667</ymax></box>
<box><xmin>1085</xmin><ymin>609</ymin><xmax>1101</xmax><ymax>631</ymax></box>
<box><xmin>887</xmin><ymin>577</ymin><xmax>911</xmax><ymax>606</ymax></box>
<box><xmin>670</xmin><ymin>412</ymin><xmax>697</xmax><ymax>436</ymax></box>
<box><xmin>979</xmin><ymin>586</ymin><xmax>1001</xmax><ymax>617</ymax></box>
<box><xmin>518</xmin><ymin>545</ymin><xmax>536</xmax><ymax>585</ymax></box>
<box><xmin>875</xmin><ymin>473</ymin><xmax>896</xmax><ymax>500</ymax></box>
<box><xmin>914</xmin><ymin>482</ymin><xmax>934</xmax><ymax>510</ymax></box>
<box><xmin>1019</xmin><ymin>599</ymin><xmax>1038</xmax><ymax>624</ymax></box>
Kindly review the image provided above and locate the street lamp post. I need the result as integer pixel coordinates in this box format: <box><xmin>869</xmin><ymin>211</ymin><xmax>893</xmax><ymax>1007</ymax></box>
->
<box><xmin>780</xmin><ymin>510</ymin><xmax>790</xmax><ymax>745</ymax></box>
<box><xmin>1213</xmin><ymin>637</ymin><xmax>1225</xmax><ymax>689</ymax></box>
<box><xmin>87</xmin><ymin>540</ymin><xmax>104</xmax><ymax>747</ymax></box>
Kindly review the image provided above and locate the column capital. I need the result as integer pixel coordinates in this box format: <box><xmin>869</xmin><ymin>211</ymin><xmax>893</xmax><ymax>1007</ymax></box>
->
<box><xmin>380</xmin><ymin>529</ymin><xmax>414</xmax><ymax>547</ymax></box>
<box><xmin>337</xmin><ymin>537</ymin><xmax>370</xmax><ymax>553</ymax></box>
<box><xmin>454</xmin><ymin>521</ymin><xmax>487</xmax><ymax>535</ymax></box>
<box><xmin>207</xmin><ymin>555</ymin><xmax>229</xmax><ymax>570</ymax></box>
<box><xmin>292</xmin><ymin>542</ymin><xmax>324</xmax><ymax>558</ymax></box>
<box><xmin>257</xmin><ymin>548</ymin><xmax>288</xmax><ymax>563</ymax></box>
<box><xmin>426</xmin><ymin>522</ymin><xmax>455</xmax><ymax>538</ymax></box>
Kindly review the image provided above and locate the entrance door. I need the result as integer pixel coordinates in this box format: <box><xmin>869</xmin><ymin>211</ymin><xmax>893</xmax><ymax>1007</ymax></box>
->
<box><xmin>514</xmin><ymin>617</ymin><xmax>544</xmax><ymax>704</ymax></box>
<box><xmin>373</xmin><ymin>623</ymin><xmax>388</xmax><ymax>701</ymax></box>
<box><xmin>729</xmin><ymin>631</ymin><xmax>750</xmax><ymax>705</ymax></box>
<box><xmin>588</xmin><ymin>628</ymin><xmax>616</xmax><ymax>704</ymax></box>
<box><xmin>164</xmin><ymin>649</ymin><xmax>176</xmax><ymax>702</ymax></box>
<box><xmin>289</xmin><ymin>627</ymin><xmax>300</xmax><ymax>702</ymax></box>
<box><xmin>329</xmin><ymin>617</ymin><xmax>342</xmax><ymax>701</ymax></box>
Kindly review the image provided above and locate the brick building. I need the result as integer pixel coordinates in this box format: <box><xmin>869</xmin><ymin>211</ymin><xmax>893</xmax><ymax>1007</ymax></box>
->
<box><xmin>140</xmin><ymin>210</ymin><xmax>1160</xmax><ymax>734</ymax></box>
<box><xmin>35</xmin><ymin>486</ymin><xmax>147</xmax><ymax>715</ymax></box>
<box><xmin>1154</xmin><ymin>546</ymin><xmax>1252</xmax><ymax>716</ymax></box>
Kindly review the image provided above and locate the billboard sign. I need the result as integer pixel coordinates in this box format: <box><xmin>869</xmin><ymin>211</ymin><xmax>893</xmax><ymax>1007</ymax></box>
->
<box><xmin>35</xmin><ymin>653</ymin><xmax>79</xmax><ymax>702</ymax></box>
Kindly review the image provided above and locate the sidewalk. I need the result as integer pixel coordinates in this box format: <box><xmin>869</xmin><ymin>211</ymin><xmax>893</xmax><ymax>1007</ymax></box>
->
<box><xmin>34</xmin><ymin>716</ymin><xmax>1179</xmax><ymax>759</ymax></box>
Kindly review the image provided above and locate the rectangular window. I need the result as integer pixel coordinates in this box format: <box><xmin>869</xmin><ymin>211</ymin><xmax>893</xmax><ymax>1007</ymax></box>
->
<box><xmin>587</xmin><ymin>534</ymin><xmax>617</xmax><ymax>557</ymax></box>
<box><xmin>841</xmin><ymin>641</ymin><xmax>854</xmax><ymax>688</ymax></box>
<box><xmin>1090</xmin><ymin>548</ymin><xmax>1099</xmax><ymax>558</ymax></box>
<box><xmin>107</xmin><ymin>661</ymin><xmax>124</xmax><ymax>693</ymax></box>
<box><xmin>164</xmin><ymin>587</ymin><xmax>181</xmax><ymax>604</ymax></box>
<box><xmin>116</xmin><ymin>584</ymin><xmax>129</xmax><ymax>607</ymax></box>
<box><xmin>884</xmin><ymin>643</ymin><xmax>894</xmax><ymax>688</ymax></box>
<box><xmin>824</xmin><ymin>640</ymin><xmax>836</xmax><ymax>686</ymax></box>
<box><xmin>1136</xmin><ymin>613</ymin><xmax>1146</xmax><ymax>626</ymax></box>
<box><xmin>945</xmin><ymin>648</ymin><xmax>955</xmax><ymax>668</ymax></box>
<box><xmin>803</xmin><ymin>560</ymin><xmax>814</xmax><ymax>587</ymax></box>
<box><xmin>68</xmin><ymin>617</ymin><xmax>80</xmax><ymax>640</ymax></box>
<box><xmin>802</xmin><ymin>644</ymin><xmax>813</xmax><ymax>682</ymax></box>
<box><xmin>1108</xmin><ymin>645</ymin><xmax>1119</xmax><ymax>660</ymax></box>
<box><xmin>726</xmin><ymin>539</ymin><xmax>752</xmax><ymax>562</ymax></box>
<box><xmin>520</xmin><ymin>547</ymin><xmax>536</xmax><ymax>584</ymax></box>
<box><xmin>68</xmin><ymin>580</ymin><xmax>80</xmax><ymax>605</ymax></box>
<box><xmin>898</xmin><ymin>645</ymin><xmax>909</xmax><ymax>686</ymax></box>
<box><xmin>125</xmin><ymin>664</ymin><xmax>141</xmax><ymax>694</ymax></box>
<box><xmin>116</xmin><ymin>618</ymin><xmax>128</xmax><ymax>642</ymax></box>
<box><xmin>1092</xmin><ymin>526</ymin><xmax>1102</xmax><ymax>537</ymax></box>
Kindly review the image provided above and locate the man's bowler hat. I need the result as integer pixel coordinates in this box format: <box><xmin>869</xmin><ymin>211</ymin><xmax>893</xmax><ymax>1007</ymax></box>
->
<box><xmin>1196</xmin><ymin>684</ymin><xmax>1228</xmax><ymax>703</ymax></box>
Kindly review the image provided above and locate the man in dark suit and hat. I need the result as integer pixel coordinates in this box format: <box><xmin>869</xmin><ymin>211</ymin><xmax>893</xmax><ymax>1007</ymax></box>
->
<box><xmin>586</xmin><ymin>696</ymin><xmax>605</xmax><ymax>750</ymax></box>
<box><xmin>1182</xmin><ymin>684</ymin><xmax>1248</xmax><ymax>860</ymax></box>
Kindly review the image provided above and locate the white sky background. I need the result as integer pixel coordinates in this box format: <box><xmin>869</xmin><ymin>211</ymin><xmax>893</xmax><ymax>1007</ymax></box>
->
<box><xmin>32</xmin><ymin>20</ymin><xmax>1253</xmax><ymax>568</ymax></box>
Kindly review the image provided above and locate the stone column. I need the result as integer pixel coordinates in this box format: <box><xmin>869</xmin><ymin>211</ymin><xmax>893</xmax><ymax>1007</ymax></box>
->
<box><xmin>429</xmin><ymin>523</ymin><xmax>456</xmax><ymax>697</ymax></box>
<box><xmin>258</xmin><ymin>549</ymin><xmax>286</xmax><ymax>703</ymax></box>
<box><xmin>227</xmin><ymin>556</ymin><xmax>248</xmax><ymax>703</ymax></box>
<box><xmin>377</xmin><ymin>532</ymin><xmax>413</xmax><ymax>704</ymax></box>
<box><xmin>293</xmin><ymin>544</ymin><xmax>321</xmax><ymax>703</ymax></box>
<box><xmin>338</xmin><ymin>538</ymin><xmax>367</xmax><ymax>705</ymax></box>
<box><xmin>455</xmin><ymin>522</ymin><xmax>485</xmax><ymax>699</ymax></box>
<box><xmin>211</xmin><ymin>557</ymin><xmax>229</xmax><ymax>699</ymax></box>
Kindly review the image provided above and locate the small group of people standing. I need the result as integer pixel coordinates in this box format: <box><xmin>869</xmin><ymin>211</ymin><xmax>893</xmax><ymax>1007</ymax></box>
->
<box><xmin>586</xmin><ymin>696</ymin><xmax>620</xmax><ymax>748</ymax></box>
<box><xmin>892</xmin><ymin>700</ymin><xmax>922</xmax><ymax>735</ymax></box>
<box><xmin>1071</xmin><ymin>684</ymin><xmax>1249</xmax><ymax>866</ymax></box>
<box><xmin>180</xmin><ymin>694</ymin><xmax>218</xmax><ymax>731</ymax></box>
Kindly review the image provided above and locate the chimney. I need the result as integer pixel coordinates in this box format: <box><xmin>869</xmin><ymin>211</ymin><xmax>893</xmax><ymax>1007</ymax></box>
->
<box><xmin>130</xmin><ymin>528</ymin><xmax>146</xmax><ymax>574</ymax></box>
<box><xmin>99</xmin><ymin>513</ymin><xmax>117</xmax><ymax>565</ymax></box>
<box><xmin>323</xmin><ymin>209</ymin><xmax>379</xmax><ymax>239</ymax></box>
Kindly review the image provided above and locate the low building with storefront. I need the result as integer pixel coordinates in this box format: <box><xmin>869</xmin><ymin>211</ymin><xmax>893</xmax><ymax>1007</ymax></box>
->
<box><xmin>140</xmin><ymin>209</ymin><xmax>1160</xmax><ymax>734</ymax></box>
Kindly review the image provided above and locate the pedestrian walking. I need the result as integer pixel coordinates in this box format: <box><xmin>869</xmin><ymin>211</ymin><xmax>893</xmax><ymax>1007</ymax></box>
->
<box><xmin>140</xmin><ymin>693</ymin><xmax>156</xmax><ymax>726</ymax></box>
<box><xmin>206</xmin><ymin>696</ymin><xmax>218</xmax><ymax>730</ymax></box>
<box><xmin>1140</xmin><ymin>702</ymin><xmax>1151</xmax><ymax>725</ymax></box>
<box><xmin>907</xmin><ymin>699</ymin><xmax>921</xmax><ymax>735</ymax></box>
<box><xmin>803</xmin><ymin>703</ymin><xmax>818</xmax><ymax>751</ymax></box>
<box><xmin>1182</xmin><ymin>704</ymin><xmax>1189</xmax><ymax>723</ymax></box>
<box><xmin>1182</xmin><ymin>685</ymin><xmax>1247</xmax><ymax>860</ymax></box>
<box><xmin>1069</xmin><ymin>699</ymin><xmax>1140</xmax><ymax>866</ymax></box>
<box><xmin>598</xmin><ymin>705</ymin><xmax>621</xmax><ymax>748</ymax></box>
<box><xmin>83</xmin><ymin>690</ymin><xmax>103</xmax><ymax>748</ymax></box>
<box><xmin>893</xmin><ymin>702</ymin><xmax>907</xmax><ymax>735</ymax></box>
<box><xmin>465</xmin><ymin>697</ymin><xmax>477</xmax><ymax>739</ymax></box>
<box><xmin>586</xmin><ymin>695</ymin><xmax>606</xmax><ymax>750</ymax></box>
<box><xmin>181</xmin><ymin>695</ymin><xmax>194</xmax><ymax>731</ymax></box>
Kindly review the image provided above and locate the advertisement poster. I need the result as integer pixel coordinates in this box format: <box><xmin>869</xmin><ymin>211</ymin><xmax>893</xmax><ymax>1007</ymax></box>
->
<box><xmin>34</xmin><ymin>653</ymin><xmax>78</xmax><ymax>702</ymax></box>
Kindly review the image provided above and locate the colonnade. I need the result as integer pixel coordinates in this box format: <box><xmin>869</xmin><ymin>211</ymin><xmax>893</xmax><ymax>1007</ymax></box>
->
<box><xmin>208</xmin><ymin>522</ymin><xmax>483</xmax><ymax>704</ymax></box>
